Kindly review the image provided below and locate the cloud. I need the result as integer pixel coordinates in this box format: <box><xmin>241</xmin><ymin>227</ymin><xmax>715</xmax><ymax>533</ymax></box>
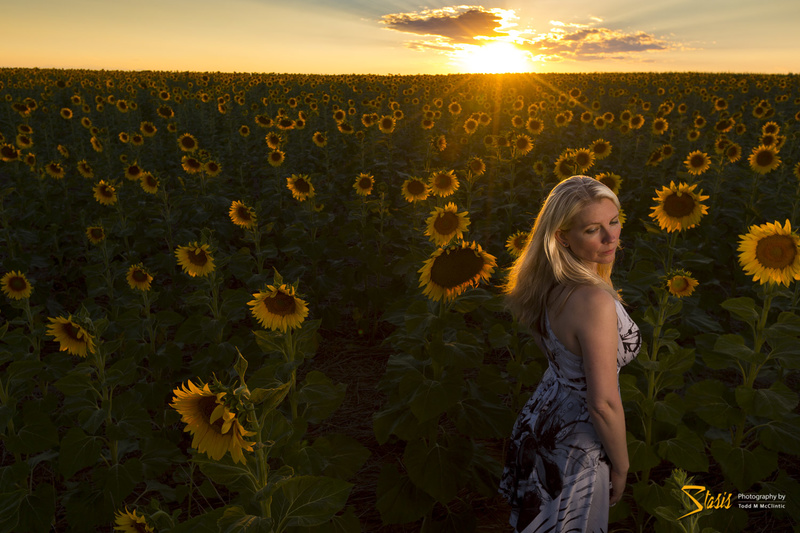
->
<box><xmin>382</xmin><ymin>6</ymin><xmax>514</xmax><ymax>43</ymax></box>
<box><xmin>522</xmin><ymin>25</ymin><xmax>671</xmax><ymax>62</ymax></box>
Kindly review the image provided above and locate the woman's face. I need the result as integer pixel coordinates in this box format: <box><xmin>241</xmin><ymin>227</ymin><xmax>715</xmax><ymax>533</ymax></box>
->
<box><xmin>556</xmin><ymin>198</ymin><xmax>620</xmax><ymax>265</ymax></box>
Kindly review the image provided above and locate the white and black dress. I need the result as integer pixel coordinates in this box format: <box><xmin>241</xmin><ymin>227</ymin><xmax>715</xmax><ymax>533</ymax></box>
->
<box><xmin>499</xmin><ymin>299</ymin><xmax>641</xmax><ymax>533</ymax></box>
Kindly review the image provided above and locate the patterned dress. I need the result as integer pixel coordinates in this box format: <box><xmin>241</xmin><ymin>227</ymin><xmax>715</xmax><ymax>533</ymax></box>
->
<box><xmin>499</xmin><ymin>299</ymin><xmax>641</xmax><ymax>533</ymax></box>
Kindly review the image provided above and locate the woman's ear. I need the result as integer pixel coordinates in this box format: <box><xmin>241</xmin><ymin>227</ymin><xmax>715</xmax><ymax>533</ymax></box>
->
<box><xmin>555</xmin><ymin>230</ymin><xmax>569</xmax><ymax>248</ymax></box>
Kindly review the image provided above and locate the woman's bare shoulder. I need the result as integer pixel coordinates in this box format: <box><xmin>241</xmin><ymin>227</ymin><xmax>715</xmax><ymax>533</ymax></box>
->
<box><xmin>565</xmin><ymin>285</ymin><xmax>616</xmax><ymax>318</ymax></box>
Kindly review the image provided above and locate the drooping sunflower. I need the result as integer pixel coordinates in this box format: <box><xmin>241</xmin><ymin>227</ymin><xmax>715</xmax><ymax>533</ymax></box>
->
<box><xmin>46</xmin><ymin>315</ymin><xmax>96</xmax><ymax>357</ymax></box>
<box><xmin>175</xmin><ymin>242</ymin><xmax>215</xmax><ymax>277</ymax></box>
<box><xmin>229</xmin><ymin>200</ymin><xmax>257</xmax><ymax>229</ymax></box>
<box><xmin>1</xmin><ymin>271</ymin><xmax>32</xmax><ymax>300</ymax></box>
<box><xmin>140</xmin><ymin>172</ymin><xmax>159</xmax><ymax>194</ymax></box>
<box><xmin>177</xmin><ymin>133</ymin><xmax>198</xmax><ymax>152</ymax></box>
<box><xmin>666</xmin><ymin>271</ymin><xmax>699</xmax><ymax>298</ymax></box>
<box><xmin>45</xmin><ymin>162</ymin><xmax>65</xmax><ymax>179</ymax></box>
<box><xmin>505</xmin><ymin>231</ymin><xmax>530</xmax><ymax>257</ymax></box>
<box><xmin>683</xmin><ymin>150</ymin><xmax>712</xmax><ymax>175</ymax></box>
<box><xmin>649</xmin><ymin>181</ymin><xmax>710</xmax><ymax>233</ymax></box>
<box><xmin>170</xmin><ymin>380</ymin><xmax>255</xmax><ymax>464</ymax></box>
<box><xmin>93</xmin><ymin>181</ymin><xmax>118</xmax><ymax>205</ymax></box>
<box><xmin>747</xmin><ymin>145</ymin><xmax>781</xmax><ymax>175</ymax></box>
<box><xmin>126</xmin><ymin>264</ymin><xmax>153</xmax><ymax>291</ymax></box>
<box><xmin>140</xmin><ymin>121</ymin><xmax>157</xmax><ymax>137</ymax></box>
<box><xmin>312</xmin><ymin>131</ymin><xmax>327</xmax><ymax>147</ymax></box>
<box><xmin>180</xmin><ymin>155</ymin><xmax>202</xmax><ymax>174</ymax></box>
<box><xmin>401</xmin><ymin>177</ymin><xmax>429</xmax><ymax>203</ymax></box>
<box><xmin>428</xmin><ymin>170</ymin><xmax>459</xmax><ymax>198</ymax></box>
<box><xmin>86</xmin><ymin>226</ymin><xmax>106</xmax><ymax>244</ymax></box>
<box><xmin>113</xmin><ymin>507</ymin><xmax>153</xmax><ymax>533</ymax></box>
<box><xmin>737</xmin><ymin>219</ymin><xmax>800</xmax><ymax>286</ymax></box>
<box><xmin>353</xmin><ymin>173</ymin><xmax>375</xmax><ymax>196</ymax></box>
<box><xmin>425</xmin><ymin>202</ymin><xmax>470</xmax><ymax>245</ymax></box>
<box><xmin>248</xmin><ymin>284</ymin><xmax>309</xmax><ymax>332</ymax></box>
<box><xmin>418</xmin><ymin>241</ymin><xmax>496</xmax><ymax>302</ymax></box>
<box><xmin>0</xmin><ymin>143</ymin><xmax>20</xmax><ymax>162</ymax></box>
<box><xmin>77</xmin><ymin>160</ymin><xmax>94</xmax><ymax>178</ymax></box>
<box><xmin>286</xmin><ymin>174</ymin><xmax>314</xmax><ymax>201</ymax></box>
<box><xmin>594</xmin><ymin>173</ymin><xmax>622</xmax><ymax>195</ymax></box>
<box><xmin>432</xmin><ymin>134</ymin><xmax>446</xmax><ymax>152</ymax></box>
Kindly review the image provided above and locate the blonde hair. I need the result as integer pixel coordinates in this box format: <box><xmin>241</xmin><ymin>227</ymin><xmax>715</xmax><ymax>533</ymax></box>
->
<box><xmin>505</xmin><ymin>175</ymin><xmax>621</xmax><ymax>335</ymax></box>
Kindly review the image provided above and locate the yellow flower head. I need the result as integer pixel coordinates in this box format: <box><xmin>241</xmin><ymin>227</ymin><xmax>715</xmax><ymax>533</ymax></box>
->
<box><xmin>1</xmin><ymin>271</ymin><xmax>32</xmax><ymax>300</ymax></box>
<box><xmin>93</xmin><ymin>181</ymin><xmax>118</xmax><ymax>206</ymax></box>
<box><xmin>353</xmin><ymin>173</ymin><xmax>375</xmax><ymax>197</ymax></box>
<box><xmin>86</xmin><ymin>226</ymin><xmax>106</xmax><ymax>244</ymax></box>
<box><xmin>425</xmin><ymin>202</ymin><xmax>470</xmax><ymax>246</ymax></box>
<box><xmin>649</xmin><ymin>181</ymin><xmax>709</xmax><ymax>233</ymax></box>
<box><xmin>47</xmin><ymin>315</ymin><xmax>96</xmax><ymax>357</ymax></box>
<box><xmin>737</xmin><ymin>220</ymin><xmax>800</xmax><ymax>286</ymax></box>
<box><xmin>747</xmin><ymin>145</ymin><xmax>781</xmax><ymax>175</ymax></box>
<box><xmin>683</xmin><ymin>150</ymin><xmax>712</xmax><ymax>175</ymax></box>
<box><xmin>666</xmin><ymin>271</ymin><xmax>699</xmax><ymax>298</ymax></box>
<box><xmin>428</xmin><ymin>170</ymin><xmax>459</xmax><ymax>198</ymax></box>
<box><xmin>286</xmin><ymin>174</ymin><xmax>314</xmax><ymax>201</ymax></box>
<box><xmin>229</xmin><ymin>200</ymin><xmax>257</xmax><ymax>229</ymax></box>
<box><xmin>401</xmin><ymin>177</ymin><xmax>429</xmax><ymax>203</ymax></box>
<box><xmin>170</xmin><ymin>380</ymin><xmax>255</xmax><ymax>464</ymax></box>
<box><xmin>114</xmin><ymin>507</ymin><xmax>153</xmax><ymax>533</ymax></box>
<box><xmin>418</xmin><ymin>240</ymin><xmax>496</xmax><ymax>302</ymax></box>
<box><xmin>126</xmin><ymin>264</ymin><xmax>153</xmax><ymax>291</ymax></box>
<box><xmin>505</xmin><ymin>231</ymin><xmax>530</xmax><ymax>258</ymax></box>
<box><xmin>248</xmin><ymin>284</ymin><xmax>309</xmax><ymax>332</ymax></box>
<box><xmin>175</xmin><ymin>242</ymin><xmax>215</xmax><ymax>277</ymax></box>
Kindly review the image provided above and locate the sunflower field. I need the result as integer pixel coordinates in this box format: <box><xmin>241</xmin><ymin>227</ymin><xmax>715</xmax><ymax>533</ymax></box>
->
<box><xmin>1</xmin><ymin>68</ymin><xmax>799</xmax><ymax>532</ymax></box>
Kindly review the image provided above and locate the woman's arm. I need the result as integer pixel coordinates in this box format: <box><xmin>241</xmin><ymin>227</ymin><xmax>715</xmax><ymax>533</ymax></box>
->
<box><xmin>573</xmin><ymin>286</ymin><xmax>628</xmax><ymax>504</ymax></box>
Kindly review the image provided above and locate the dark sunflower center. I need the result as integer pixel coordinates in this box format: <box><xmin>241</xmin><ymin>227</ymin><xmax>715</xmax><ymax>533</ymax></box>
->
<box><xmin>433</xmin><ymin>212</ymin><xmax>460</xmax><ymax>235</ymax></box>
<box><xmin>90</xmin><ymin>229</ymin><xmax>104</xmax><ymax>240</ymax></box>
<box><xmin>599</xmin><ymin>177</ymin><xmax>615</xmax><ymax>189</ymax></box>
<box><xmin>294</xmin><ymin>179</ymin><xmax>310</xmax><ymax>193</ymax></box>
<box><xmin>689</xmin><ymin>154</ymin><xmax>706</xmax><ymax>168</ymax></box>
<box><xmin>186</xmin><ymin>158</ymin><xmax>201</xmax><ymax>169</ymax></box>
<box><xmin>188</xmin><ymin>249</ymin><xmax>208</xmax><ymax>266</ymax></box>
<box><xmin>407</xmin><ymin>181</ymin><xmax>425</xmax><ymax>196</ymax></box>
<box><xmin>236</xmin><ymin>207</ymin><xmax>252</xmax><ymax>221</ymax></box>
<box><xmin>755</xmin><ymin>150</ymin><xmax>775</xmax><ymax>166</ymax></box>
<box><xmin>8</xmin><ymin>276</ymin><xmax>27</xmax><ymax>291</ymax></box>
<box><xmin>181</xmin><ymin>137</ymin><xmax>196</xmax><ymax>149</ymax></box>
<box><xmin>755</xmin><ymin>234</ymin><xmax>796</xmax><ymax>269</ymax></box>
<box><xmin>670</xmin><ymin>277</ymin><xmax>689</xmax><ymax>291</ymax></box>
<box><xmin>132</xmin><ymin>269</ymin><xmax>149</xmax><ymax>282</ymax></box>
<box><xmin>62</xmin><ymin>322</ymin><xmax>82</xmax><ymax>342</ymax></box>
<box><xmin>100</xmin><ymin>185</ymin><xmax>114</xmax><ymax>197</ymax></box>
<box><xmin>512</xmin><ymin>235</ymin><xmax>527</xmax><ymax>250</ymax></box>
<box><xmin>263</xmin><ymin>292</ymin><xmax>296</xmax><ymax>316</ymax></box>
<box><xmin>429</xmin><ymin>248</ymin><xmax>485</xmax><ymax>289</ymax></box>
<box><xmin>198</xmin><ymin>396</ymin><xmax>225</xmax><ymax>431</ymax></box>
<box><xmin>128</xmin><ymin>166</ymin><xmax>141</xmax><ymax>176</ymax></box>
<box><xmin>434</xmin><ymin>173</ymin><xmax>453</xmax><ymax>190</ymax></box>
<box><xmin>575</xmin><ymin>152</ymin><xmax>591</xmax><ymax>166</ymax></box>
<box><xmin>663</xmin><ymin>192</ymin><xmax>696</xmax><ymax>218</ymax></box>
<box><xmin>358</xmin><ymin>178</ymin><xmax>372</xmax><ymax>190</ymax></box>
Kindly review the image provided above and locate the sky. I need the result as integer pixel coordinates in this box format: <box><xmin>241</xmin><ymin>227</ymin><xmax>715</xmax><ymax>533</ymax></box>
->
<box><xmin>3</xmin><ymin>0</ymin><xmax>799</xmax><ymax>74</ymax></box>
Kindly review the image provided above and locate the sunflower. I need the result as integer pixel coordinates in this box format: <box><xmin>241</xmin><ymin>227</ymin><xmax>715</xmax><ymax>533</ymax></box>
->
<box><xmin>432</xmin><ymin>135</ymin><xmax>446</xmax><ymax>152</ymax></box>
<box><xmin>666</xmin><ymin>271</ymin><xmax>699</xmax><ymax>298</ymax></box>
<box><xmin>0</xmin><ymin>144</ymin><xmax>20</xmax><ymax>162</ymax></box>
<box><xmin>170</xmin><ymin>380</ymin><xmax>255</xmax><ymax>464</ymax></box>
<box><xmin>684</xmin><ymin>150</ymin><xmax>712</xmax><ymax>175</ymax></box>
<box><xmin>125</xmin><ymin>163</ymin><xmax>143</xmax><ymax>181</ymax></box>
<box><xmin>15</xmin><ymin>134</ymin><xmax>33</xmax><ymax>149</ymax></box>
<box><xmin>505</xmin><ymin>231</ymin><xmax>530</xmax><ymax>257</ymax></box>
<box><xmin>268</xmin><ymin>149</ymin><xmax>285</xmax><ymax>167</ymax></box>
<box><xmin>747</xmin><ymin>145</ymin><xmax>781</xmax><ymax>174</ymax></box>
<box><xmin>467</xmin><ymin>157</ymin><xmax>486</xmax><ymax>177</ymax></box>
<box><xmin>46</xmin><ymin>315</ymin><xmax>96</xmax><ymax>357</ymax></box>
<box><xmin>526</xmin><ymin>117</ymin><xmax>544</xmax><ymax>135</ymax></box>
<box><xmin>418</xmin><ymin>241</ymin><xmax>496</xmax><ymax>302</ymax></box>
<box><xmin>428</xmin><ymin>170</ymin><xmax>459</xmax><ymax>198</ymax></box>
<box><xmin>629</xmin><ymin>114</ymin><xmax>645</xmax><ymax>129</ymax></box>
<box><xmin>594</xmin><ymin>173</ymin><xmax>622</xmax><ymax>195</ymax></box>
<box><xmin>140</xmin><ymin>172</ymin><xmax>159</xmax><ymax>194</ymax></box>
<box><xmin>425</xmin><ymin>203</ymin><xmax>470</xmax><ymax>245</ymax></box>
<box><xmin>590</xmin><ymin>139</ymin><xmax>612</xmax><ymax>160</ymax></box>
<box><xmin>229</xmin><ymin>200</ymin><xmax>257</xmax><ymax>229</ymax></box>
<box><xmin>649</xmin><ymin>181</ymin><xmax>710</xmax><ymax>233</ymax></box>
<box><xmin>554</xmin><ymin>152</ymin><xmax>577</xmax><ymax>181</ymax></box>
<box><xmin>181</xmin><ymin>155</ymin><xmax>202</xmax><ymax>174</ymax></box>
<box><xmin>239</xmin><ymin>125</ymin><xmax>251</xmax><ymax>137</ymax></box>
<box><xmin>86</xmin><ymin>226</ymin><xmax>106</xmax><ymax>244</ymax></box>
<box><xmin>175</xmin><ymin>242</ymin><xmax>215</xmax><ymax>277</ymax></box>
<box><xmin>463</xmin><ymin>118</ymin><xmax>478</xmax><ymax>135</ymax></box>
<box><xmin>312</xmin><ymin>131</ymin><xmax>327</xmax><ymax>147</ymax></box>
<box><xmin>126</xmin><ymin>264</ymin><xmax>153</xmax><ymax>291</ymax></box>
<box><xmin>265</xmin><ymin>132</ymin><xmax>283</xmax><ymax>150</ymax></box>
<box><xmin>353</xmin><ymin>173</ymin><xmax>375</xmax><ymax>196</ymax></box>
<box><xmin>651</xmin><ymin>117</ymin><xmax>669</xmax><ymax>135</ymax></box>
<box><xmin>401</xmin><ymin>177</ymin><xmax>429</xmax><ymax>203</ymax></box>
<box><xmin>130</xmin><ymin>134</ymin><xmax>144</xmax><ymax>147</ymax></box>
<box><xmin>93</xmin><ymin>181</ymin><xmax>117</xmax><ymax>205</ymax></box>
<box><xmin>513</xmin><ymin>134</ymin><xmax>534</xmax><ymax>156</ymax></box>
<box><xmin>140</xmin><ymin>121</ymin><xmax>157</xmax><ymax>137</ymax></box>
<box><xmin>178</xmin><ymin>133</ymin><xmax>198</xmax><ymax>152</ymax></box>
<box><xmin>761</xmin><ymin>121</ymin><xmax>780</xmax><ymax>135</ymax></box>
<box><xmin>248</xmin><ymin>284</ymin><xmax>309</xmax><ymax>332</ymax></box>
<box><xmin>448</xmin><ymin>101</ymin><xmax>462</xmax><ymax>115</ymax></box>
<box><xmin>113</xmin><ymin>507</ymin><xmax>153</xmax><ymax>533</ymax></box>
<box><xmin>77</xmin><ymin>160</ymin><xmax>94</xmax><ymax>178</ymax></box>
<box><xmin>286</xmin><ymin>174</ymin><xmax>314</xmax><ymax>201</ymax></box>
<box><xmin>725</xmin><ymin>143</ymin><xmax>742</xmax><ymax>163</ymax></box>
<box><xmin>573</xmin><ymin>148</ymin><xmax>595</xmax><ymax>173</ymax></box>
<box><xmin>1</xmin><ymin>271</ymin><xmax>32</xmax><ymax>300</ymax></box>
<box><xmin>337</xmin><ymin>122</ymin><xmax>354</xmax><ymax>134</ymax></box>
<box><xmin>737</xmin><ymin>219</ymin><xmax>800</xmax><ymax>286</ymax></box>
<box><xmin>60</xmin><ymin>108</ymin><xmax>73</xmax><ymax>120</ymax></box>
<box><xmin>378</xmin><ymin>115</ymin><xmax>396</xmax><ymax>134</ymax></box>
<box><xmin>45</xmin><ymin>162</ymin><xmax>65</xmax><ymax>179</ymax></box>
<box><xmin>204</xmin><ymin>160</ymin><xmax>222</xmax><ymax>177</ymax></box>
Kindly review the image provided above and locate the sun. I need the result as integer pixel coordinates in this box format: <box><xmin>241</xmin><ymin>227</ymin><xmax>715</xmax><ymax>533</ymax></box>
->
<box><xmin>455</xmin><ymin>41</ymin><xmax>533</xmax><ymax>73</ymax></box>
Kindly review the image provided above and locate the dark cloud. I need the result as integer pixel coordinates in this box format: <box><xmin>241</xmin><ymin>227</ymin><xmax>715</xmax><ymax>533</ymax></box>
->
<box><xmin>382</xmin><ymin>7</ymin><xmax>507</xmax><ymax>43</ymax></box>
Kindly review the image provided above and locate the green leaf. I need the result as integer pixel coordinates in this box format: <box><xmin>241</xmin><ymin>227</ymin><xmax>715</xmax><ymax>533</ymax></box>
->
<box><xmin>734</xmin><ymin>382</ymin><xmax>798</xmax><ymax>419</ymax></box>
<box><xmin>403</xmin><ymin>436</ymin><xmax>473</xmax><ymax>504</ymax></box>
<box><xmin>713</xmin><ymin>334</ymin><xmax>761</xmax><ymax>364</ymax></box>
<box><xmin>372</xmin><ymin>401</ymin><xmax>432</xmax><ymax>444</ymax></box>
<box><xmin>53</xmin><ymin>369</ymin><xmax>95</xmax><ymax>397</ymax></box>
<box><xmin>653</xmin><ymin>393</ymin><xmax>685</xmax><ymax>426</ymax></box>
<box><xmin>5</xmin><ymin>410</ymin><xmax>59</xmax><ymax>455</ymax></box>
<box><xmin>375</xmin><ymin>463</ymin><xmax>435</xmax><ymax>524</ymax></box>
<box><xmin>759</xmin><ymin>414</ymin><xmax>800</xmax><ymax>454</ymax></box>
<box><xmin>720</xmin><ymin>297</ymin><xmax>759</xmax><ymax>326</ymax></box>
<box><xmin>101</xmin><ymin>458</ymin><xmax>142</xmax><ymax>509</ymax></box>
<box><xmin>310</xmin><ymin>434</ymin><xmax>370</xmax><ymax>481</ymax></box>
<box><xmin>271</xmin><ymin>475</ymin><xmax>352</xmax><ymax>529</ymax></box>
<box><xmin>451</xmin><ymin>384</ymin><xmax>515</xmax><ymax>439</ymax></box>
<box><xmin>59</xmin><ymin>426</ymin><xmax>103</xmax><ymax>478</ymax></box>
<box><xmin>218</xmin><ymin>506</ymin><xmax>273</xmax><ymax>533</ymax></box>
<box><xmin>657</xmin><ymin>425</ymin><xmax>708</xmax><ymax>472</ymax></box>
<box><xmin>487</xmin><ymin>323</ymin><xmax>512</xmax><ymax>349</ymax></box>
<box><xmin>175</xmin><ymin>315</ymin><xmax>211</xmax><ymax>344</ymax></box>
<box><xmin>710</xmin><ymin>440</ymin><xmax>778</xmax><ymax>492</ymax></box>
<box><xmin>401</xmin><ymin>369</ymin><xmax>462</xmax><ymax>423</ymax></box>
<box><xmin>685</xmin><ymin>381</ymin><xmax>740</xmax><ymax>429</ymax></box>
<box><xmin>299</xmin><ymin>505</ymin><xmax>361</xmax><ymax>533</ymax></box>
<box><xmin>627</xmin><ymin>433</ymin><xmax>660</xmax><ymax>473</ymax></box>
<box><xmin>659</xmin><ymin>347</ymin><xmax>695</xmax><ymax>375</ymax></box>
<box><xmin>195</xmin><ymin>456</ymin><xmax>259</xmax><ymax>495</ymax></box>
<box><xmin>15</xmin><ymin>483</ymin><xmax>55</xmax><ymax>533</ymax></box>
<box><xmin>297</xmin><ymin>371</ymin><xmax>346</xmax><ymax>424</ymax></box>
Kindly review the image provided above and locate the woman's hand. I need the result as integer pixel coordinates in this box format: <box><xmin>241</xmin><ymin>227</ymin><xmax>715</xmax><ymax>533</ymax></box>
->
<box><xmin>610</xmin><ymin>467</ymin><xmax>627</xmax><ymax>506</ymax></box>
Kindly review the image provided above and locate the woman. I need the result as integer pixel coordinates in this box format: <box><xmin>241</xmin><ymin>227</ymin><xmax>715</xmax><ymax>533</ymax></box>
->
<box><xmin>500</xmin><ymin>176</ymin><xmax>641</xmax><ymax>532</ymax></box>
